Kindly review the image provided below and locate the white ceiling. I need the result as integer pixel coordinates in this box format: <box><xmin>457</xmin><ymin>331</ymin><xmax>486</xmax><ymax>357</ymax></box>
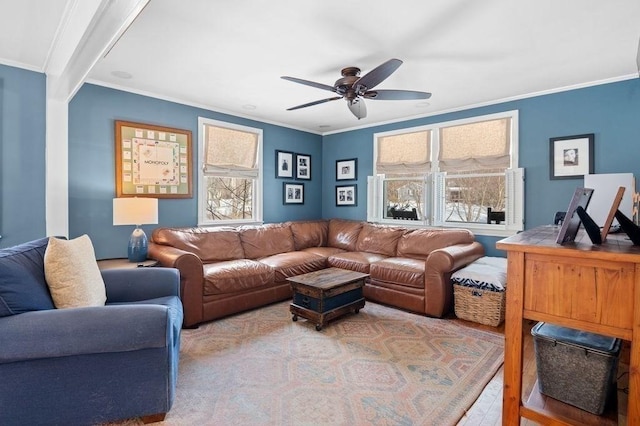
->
<box><xmin>1</xmin><ymin>0</ymin><xmax>639</xmax><ymax>134</ymax></box>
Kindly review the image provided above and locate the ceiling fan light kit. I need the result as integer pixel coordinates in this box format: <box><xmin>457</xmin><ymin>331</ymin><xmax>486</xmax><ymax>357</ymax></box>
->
<box><xmin>282</xmin><ymin>58</ymin><xmax>431</xmax><ymax>120</ymax></box>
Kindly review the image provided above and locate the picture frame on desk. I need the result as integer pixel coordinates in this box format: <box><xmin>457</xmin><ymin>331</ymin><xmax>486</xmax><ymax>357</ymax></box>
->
<box><xmin>600</xmin><ymin>186</ymin><xmax>625</xmax><ymax>242</ymax></box>
<box><xmin>555</xmin><ymin>187</ymin><xmax>594</xmax><ymax>245</ymax></box>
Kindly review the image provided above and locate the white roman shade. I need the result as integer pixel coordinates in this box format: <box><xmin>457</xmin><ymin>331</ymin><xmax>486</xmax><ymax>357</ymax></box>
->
<box><xmin>203</xmin><ymin>124</ymin><xmax>259</xmax><ymax>177</ymax></box>
<box><xmin>376</xmin><ymin>130</ymin><xmax>430</xmax><ymax>174</ymax></box>
<box><xmin>439</xmin><ymin>118</ymin><xmax>511</xmax><ymax>172</ymax></box>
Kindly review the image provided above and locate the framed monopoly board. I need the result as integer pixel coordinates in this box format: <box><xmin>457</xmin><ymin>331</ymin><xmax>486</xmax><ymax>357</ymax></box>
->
<box><xmin>115</xmin><ymin>120</ymin><xmax>192</xmax><ymax>198</ymax></box>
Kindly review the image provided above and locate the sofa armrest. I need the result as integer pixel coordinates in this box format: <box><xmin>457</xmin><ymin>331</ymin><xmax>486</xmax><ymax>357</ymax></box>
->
<box><xmin>148</xmin><ymin>242</ymin><xmax>204</xmax><ymax>327</ymax></box>
<box><xmin>424</xmin><ymin>241</ymin><xmax>485</xmax><ymax>317</ymax></box>
<box><xmin>0</xmin><ymin>305</ymin><xmax>170</xmax><ymax>364</ymax></box>
<box><xmin>102</xmin><ymin>267</ymin><xmax>180</xmax><ymax>303</ymax></box>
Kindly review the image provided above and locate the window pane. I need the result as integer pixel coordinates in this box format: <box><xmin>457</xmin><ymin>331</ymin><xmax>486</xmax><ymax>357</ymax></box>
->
<box><xmin>383</xmin><ymin>179</ymin><xmax>423</xmax><ymax>220</ymax></box>
<box><xmin>204</xmin><ymin>176</ymin><xmax>253</xmax><ymax>221</ymax></box>
<box><xmin>444</xmin><ymin>175</ymin><xmax>505</xmax><ymax>223</ymax></box>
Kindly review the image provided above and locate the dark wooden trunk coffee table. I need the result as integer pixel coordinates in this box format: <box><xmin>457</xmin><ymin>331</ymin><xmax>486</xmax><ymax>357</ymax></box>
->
<box><xmin>287</xmin><ymin>267</ymin><xmax>368</xmax><ymax>331</ymax></box>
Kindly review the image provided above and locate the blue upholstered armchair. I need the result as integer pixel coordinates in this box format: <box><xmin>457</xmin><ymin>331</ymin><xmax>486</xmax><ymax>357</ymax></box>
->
<box><xmin>0</xmin><ymin>238</ymin><xmax>183</xmax><ymax>425</ymax></box>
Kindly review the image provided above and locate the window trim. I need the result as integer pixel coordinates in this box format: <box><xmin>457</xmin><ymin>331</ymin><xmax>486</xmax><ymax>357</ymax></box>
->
<box><xmin>370</xmin><ymin>110</ymin><xmax>522</xmax><ymax>236</ymax></box>
<box><xmin>197</xmin><ymin>117</ymin><xmax>263</xmax><ymax>226</ymax></box>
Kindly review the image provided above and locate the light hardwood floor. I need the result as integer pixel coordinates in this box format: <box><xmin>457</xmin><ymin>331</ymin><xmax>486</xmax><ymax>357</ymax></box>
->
<box><xmin>454</xmin><ymin>319</ymin><xmax>629</xmax><ymax>426</ymax></box>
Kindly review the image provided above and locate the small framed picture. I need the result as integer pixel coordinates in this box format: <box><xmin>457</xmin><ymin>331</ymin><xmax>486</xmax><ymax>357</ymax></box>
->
<box><xmin>283</xmin><ymin>182</ymin><xmax>304</xmax><ymax>204</ymax></box>
<box><xmin>276</xmin><ymin>150</ymin><xmax>294</xmax><ymax>179</ymax></box>
<box><xmin>295</xmin><ymin>154</ymin><xmax>311</xmax><ymax>180</ymax></box>
<box><xmin>336</xmin><ymin>158</ymin><xmax>357</xmax><ymax>181</ymax></box>
<box><xmin>549</xmin><ymin>134</ymin><xmax>594</xmax><ymax>180</ymax></box>
<box><xmin>336</xmin><ymin>184</ymin><xmax>357</xmax><ymax>206</ymax></box>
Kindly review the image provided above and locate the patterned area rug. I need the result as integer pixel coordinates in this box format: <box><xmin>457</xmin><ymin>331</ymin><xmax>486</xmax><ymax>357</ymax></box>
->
<box><xmin>115</xmin><ymin>301</ymin><xmax>504</xmax><ymax>426</ymax></box>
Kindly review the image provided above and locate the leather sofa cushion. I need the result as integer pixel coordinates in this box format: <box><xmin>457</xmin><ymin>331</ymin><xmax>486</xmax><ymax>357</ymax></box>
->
<box><xmin>203</xmin><ymin>259</ymin><xmax>274</xmax><ymax>295</ymax></box>
<box><xmin>301</xmin><ymin>246</ymin><xmax>346</xmax><ymax>259</ymax></box>
<box><xmin>327</xmin><ymin>219</ymin><xmax>363</xmax><ymax>251</ymax></box>
<box><xmin>355</xmin><ymin>224</ymin><xmax>405</xmax><ymax>257</ymax></box>
<box><xmin>327</xmin><ymin>252</ymin><xmax>388</xmax><ymax>273</ymax></box>
<box><xmin>289</xmin><ymin>220</ymin><xmax>329</xmax><ymax>250</ymax></box>
<box><xmin>152</xmin><ymin>227</ymin><xmax>245</xmax><ymax>262</ymax></box>
<box><xmin>397</xmin><ymin>228</ymin><xmax>475</xmax><ymax>260</ymax></box>
<box><xmin>258</xmin><ymin>251</ymin><xmax>326</xmax><ymax>282</ymax></box>
<box><xmin>369</xmin><ymin>257</ymin><xmax>425</xmax><ymax>289</ymax></box>
<box><xmin>239</xmin><ymin>224</ymin><xmax>295</xmax><ymax>259</ymax></box>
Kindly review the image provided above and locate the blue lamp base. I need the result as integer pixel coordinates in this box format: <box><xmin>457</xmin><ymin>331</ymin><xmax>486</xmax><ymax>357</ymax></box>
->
<box><xmin>128</xmin><ymin>227</ymin><xmax>149</xmax><ymax>262</ymax></box>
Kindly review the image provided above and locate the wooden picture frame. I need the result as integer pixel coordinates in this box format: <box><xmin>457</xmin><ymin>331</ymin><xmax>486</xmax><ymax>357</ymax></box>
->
<box><xmin>336</xmin><ymin>158</ymin><xmax>357</xmax><ymax>181</ymax></box>
<box><xmin>283</xmin><ymin>182</ymin><xmax>304</xmax><ymax>204</ymax></box>
<box><xmin>549</xmin><ymin>134</ymin><xmax>594</xmax><ymax>180</ymax></box>
<box><xmin>295</xmin><ymin>153</ymin><xmax>311</xmax><ymax>180</ymax></box>
<box><xmin>336</xmin><ymin>184</ymin><xmax>357</xmax><ymax>206</ymax></box>
<box><xmin>600</xmin><ymin>186</ymin><xmax>625</xmax><ymax>242</ymax></box>
<box><xmin>115</xmin><ymin>120</ymin><xmax>192</xmax><ymax>198</ymax></box>
<box><xmin>276</xmin><ymin>150</ymin><xmax>294</xmax><ymax>179</ymax></box>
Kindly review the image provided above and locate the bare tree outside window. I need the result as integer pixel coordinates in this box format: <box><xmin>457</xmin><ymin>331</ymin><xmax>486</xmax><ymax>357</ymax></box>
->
<box><xmin>383</xmin><ymin>179</ymin><xmax>423</xmax><ymax>219</ymax></box>
<box><xmin>444</xmin><ymin>173</ymin><xmax>505</xmax><ymax>223</ymax></box>
<box><xmin>205</xmin><ymin>177</ymin><xmax>253</xmax><ymax>220</ymax></box>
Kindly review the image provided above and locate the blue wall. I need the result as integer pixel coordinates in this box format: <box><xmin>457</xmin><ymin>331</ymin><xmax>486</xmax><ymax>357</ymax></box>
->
<box><xmin>2</xmin><ymin>62</ymin><xmax>639</xmax><ymax>258</ymax></box>
<box><xmin>68</xmin><ymin>84</ymin><xmax>322</xmax><ymax>259</ymax></box>
<box><xmin>322</xmin><ymin>78</ymin><xmax>640</xmax><ymax>256</ymax></box>
<box><xmin>0</xmin><ymin>64</ymin><xmax>47</xmax><ymax>248</ymax></box>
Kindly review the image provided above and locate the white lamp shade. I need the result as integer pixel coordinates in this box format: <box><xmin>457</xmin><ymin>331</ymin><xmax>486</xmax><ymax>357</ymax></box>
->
<box><xmin>113</xmin><ymin>198</ymin><xmax>158</xmax><ymax>226</ymax></box>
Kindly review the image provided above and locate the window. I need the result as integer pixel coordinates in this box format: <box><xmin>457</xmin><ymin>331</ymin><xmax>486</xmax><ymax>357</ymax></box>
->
<box><xmin>368</xmin><ymin>111</ymin><xmax>523</xmax><ymax>236</ymax></box>
<box><xmin>198</xmin><ymin>118</ymin><xmax>262</xmax><ymax>225</ymax></box>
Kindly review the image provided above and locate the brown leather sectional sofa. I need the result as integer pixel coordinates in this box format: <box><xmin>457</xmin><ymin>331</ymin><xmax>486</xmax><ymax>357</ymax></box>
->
<box><xmin>149</xmin><ymin>219</ymin><xmax>484</xmax><ymax>327</ymax></box>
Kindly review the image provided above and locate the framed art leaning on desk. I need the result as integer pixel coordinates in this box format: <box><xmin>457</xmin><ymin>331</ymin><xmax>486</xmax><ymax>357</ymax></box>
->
<box><xmin>555</xmin><ymin>187</ymin><xmax>593</xmax><ymax>244</ymax></box>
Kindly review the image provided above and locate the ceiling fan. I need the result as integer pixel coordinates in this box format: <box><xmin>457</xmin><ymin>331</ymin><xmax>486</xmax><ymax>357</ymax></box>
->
<box><xmin>281</xmin><ymin>58</ymin><xmax>431</xmax><ymax>120</ymax></box>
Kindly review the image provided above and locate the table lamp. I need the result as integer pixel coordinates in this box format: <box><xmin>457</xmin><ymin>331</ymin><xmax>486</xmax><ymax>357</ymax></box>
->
<box><xmin>113</xmin><ymin>197</ymin><xmax>158</xmax><ymax>262</ymax></box>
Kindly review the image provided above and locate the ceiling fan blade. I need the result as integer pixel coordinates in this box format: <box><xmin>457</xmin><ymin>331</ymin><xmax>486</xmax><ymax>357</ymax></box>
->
<box><xmin>348</xmin><ymin>99</ymin><xmax>367</xmax><ymax>120</ymax></box>
<box><xmin>364</xmin><ymin>90</ymin><xmax>432</xmax><ymax>100</ymax></box>
<box><xmin>353</xmin><ymin>58</ymin><xmax>403</xmax><ymax>93</ymax></box>
<box><xmin>286</xmin><ymin>96</ymin><xmax>342</xmax><ymax>111</ymax></box>
<box><xmin>281</xmin><ymin>76</ymin><xmax>337</xmax><ymax>93</ymax></box>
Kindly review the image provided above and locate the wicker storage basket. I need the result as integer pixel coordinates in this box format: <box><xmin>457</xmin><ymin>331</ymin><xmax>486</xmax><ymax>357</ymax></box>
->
<box><xmin>451</xmin><ymin>257</ymin><xmax>507</xmax><ymax>327</ymax></box>
<box><xmin>453</xmin><ymin>284</ymin><xmax>506</xmax><ymax>327</ymax></box>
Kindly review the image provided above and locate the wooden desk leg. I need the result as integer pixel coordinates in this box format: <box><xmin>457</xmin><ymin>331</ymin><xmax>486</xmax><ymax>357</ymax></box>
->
<box><xmin>503</xmin><ymin>252</ymin><xmax>525</xmax><ymax>425</ymax></box>
<box><xmin>629</xmin><ymin>265</ymin><xmax>640</xmax><ymax>425</ymax></box>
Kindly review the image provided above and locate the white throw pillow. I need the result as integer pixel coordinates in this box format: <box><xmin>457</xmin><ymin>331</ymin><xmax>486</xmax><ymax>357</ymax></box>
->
<box><xmin>44</xmin><ymin>235</ymin><xmax>107</xmax><ymax>308</ymax></box>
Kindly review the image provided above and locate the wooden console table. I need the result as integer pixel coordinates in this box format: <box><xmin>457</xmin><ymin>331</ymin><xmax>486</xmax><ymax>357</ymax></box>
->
<box><xmin>497</xmin><ymin>225</ymin><xmax>640</xmax><ymax>425</ymax></box>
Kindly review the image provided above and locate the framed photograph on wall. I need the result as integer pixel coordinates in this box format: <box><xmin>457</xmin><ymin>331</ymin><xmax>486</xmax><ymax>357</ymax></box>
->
<box><xmin>115</xmin><ymin>120</ymin><xmax>192</xmax><ymax>198</ymax></box>
<box><xmin>336</xmin><ymin>184</ymin><xmax>357</xmax><ymax>206</ymax></box>
<box><xmin>549</xmin><ymin>133</ymin><xmax>594</xmax><ymax>180</ymax></box>
<box><xmin>283</xmin><ymin>182</ymin><xmax>304</xmax><ymax>204</ymax></box>
<box><xmin>295</xmin><ymin>153</ymin><xmax>311</xmax><ymax>180</ymax></box>
<box><xmin>276</xmin><ymin>150</ymin><xmax>294</xmax><ymax>178</ymax></box>
<box><xmin>336</xmin><ymin>158</ymin><xmax>357</xmax><ymax>180</ymax></box>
